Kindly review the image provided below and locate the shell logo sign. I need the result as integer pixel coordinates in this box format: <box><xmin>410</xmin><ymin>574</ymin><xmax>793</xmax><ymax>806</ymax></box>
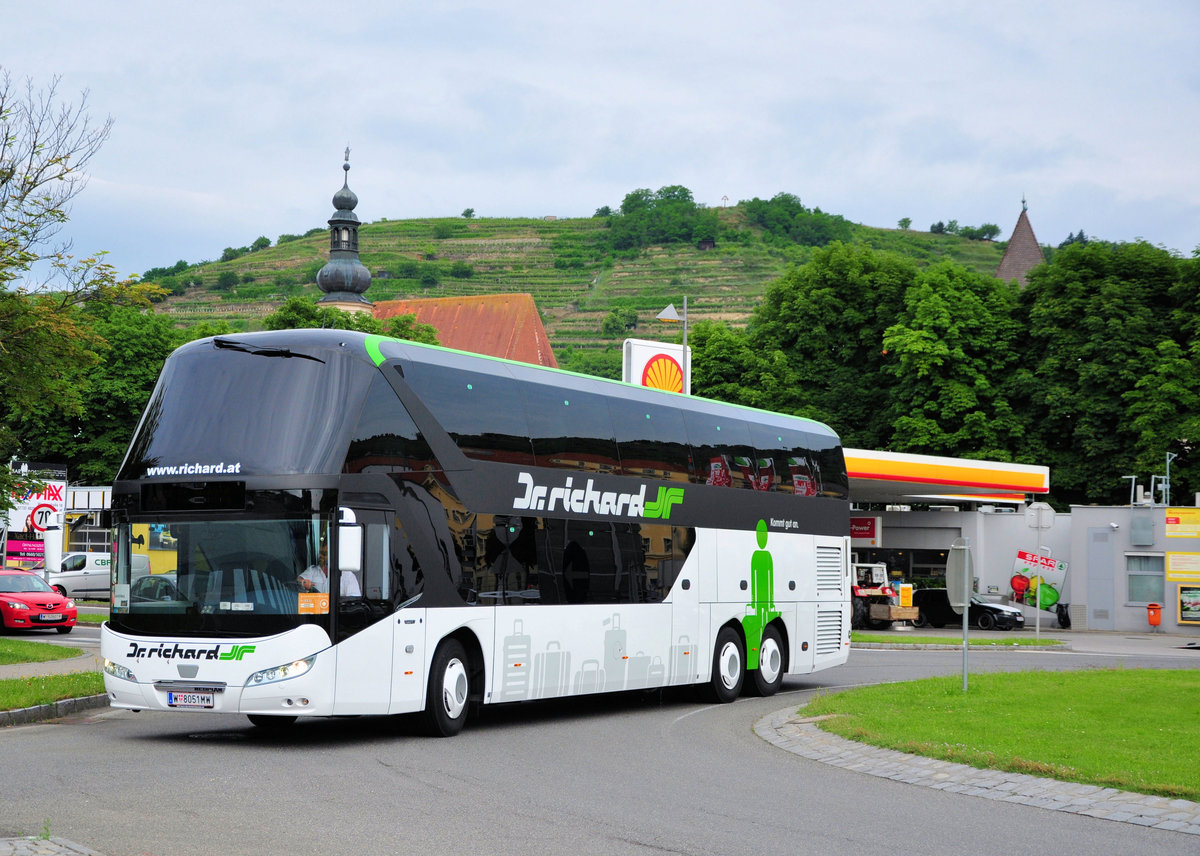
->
<box><xmin>622</xmin><ymin>338</ymin><xmax>690</xmax><ymax>394</ymax></box>
<box><xmin>642</xmin><ymin>353</ymin><xmax>684</xmax><ymax>393</ymax></box>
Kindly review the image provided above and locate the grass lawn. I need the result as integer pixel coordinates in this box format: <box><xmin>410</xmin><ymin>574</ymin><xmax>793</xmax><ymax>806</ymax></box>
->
<box><xmin>0</xmin><ymin>637</ymin><xmax>82</xmax><ymax>664</ymax></box>
<box><xmin>851</xmin><ymin>631</ymin><xmax>1064</xmax><ymax>647</ymax></box>
<box><xmin>0</xmin><ymin>638</ymin><xmax>103</xmax><ymax>711</ymax></box>
<box><xmin>801</xmin><ymin>668</ymin><xmax>1200</xmax><ymax>802</ymax></box>
<box><xmin>0</xmin><ymin>672</ymin><xmax>105</xmax><ymax>711</ymax></box>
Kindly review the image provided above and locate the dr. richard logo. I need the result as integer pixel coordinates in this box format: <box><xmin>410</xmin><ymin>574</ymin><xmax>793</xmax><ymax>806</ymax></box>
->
<box><xmin>513</xmin><ymin>472</ymin><xmax>684</xmax><ymax>520</ymax></box>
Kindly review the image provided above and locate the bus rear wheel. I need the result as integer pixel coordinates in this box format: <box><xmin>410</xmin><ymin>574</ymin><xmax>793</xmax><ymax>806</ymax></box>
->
<box><xmin>425</xmin><ymin>639</ymin><xmax>470</xmax><ymax>737</ymax></box>
<box><xmin>750</xmin><ymin>625</ymin><xmax>784</xmax><ymax>696</ymax></box>
<box><xmin>706</xmin><ymin>626</ymin><xmax>744</xmax><ymax>703</ymax></box>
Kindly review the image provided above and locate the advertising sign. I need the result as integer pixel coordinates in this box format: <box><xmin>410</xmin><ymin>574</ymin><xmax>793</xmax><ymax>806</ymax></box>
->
<box><xmin>622</xmin><ymin>338</ymin><xmax>691</xmax><ymax>394</ymax></box>
<box><xmin>1166</xmin><ymin>552</ymin><xmax>1200</xmax><ymax>582</ymax></box>
<box><xmin>1165</xmin><ymin>507</ymin><xmax>1200</xmax><ymax>538</ymax></box>
<box><xmin>850</xmin><ymin>515</ymin><xmax>883</xmax><ymax>547</ymax></box>
<box><xmin>1011</xmin><ymin>549</ymin><xmax>1069</xmax><ymax>610</ymax></box>
<box><xmin>3</xmin><ymin>461</ymin><xmax>68</xmax><ymax>568</ymax></box>
<box><xmin>1179</xmin><ymin>585</ymin><xmax>1200</xmax><ymax>625</ymax></box>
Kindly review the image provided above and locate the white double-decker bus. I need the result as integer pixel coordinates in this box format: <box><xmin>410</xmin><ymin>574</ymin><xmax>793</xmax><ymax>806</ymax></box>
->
<box><xmin>101</xmin><ymin>330</ymin><xmax>851</xmax><ymax>735</ymax></box>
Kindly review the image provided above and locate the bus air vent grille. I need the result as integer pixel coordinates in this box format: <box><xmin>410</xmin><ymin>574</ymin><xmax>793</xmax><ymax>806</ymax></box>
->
<box><xmin>815</xmin><ymin>546</ymin><xmax>843</xmax><ymax>593</ymax></box>
<box><xmin>815</xmin><ymin>610</ymin><xmax>843</xmax><ymax>655</ymax></box>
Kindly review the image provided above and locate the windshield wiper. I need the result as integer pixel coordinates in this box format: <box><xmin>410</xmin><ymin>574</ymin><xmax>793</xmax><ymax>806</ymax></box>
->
<box><xmin>213</xmin><ymin>338</ymin><xmax>325</xmax><ymax>363</ymax></box>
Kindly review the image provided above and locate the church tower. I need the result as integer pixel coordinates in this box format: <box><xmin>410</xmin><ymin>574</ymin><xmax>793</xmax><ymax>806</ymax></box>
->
<box><xmin>316</xmin><ymin>149</ymin><xmax>373</xmax><ymax>313</ymax></box>
<box><xmin>995</xmin><ymin>198</ymin><xmax>1045</xmax><ymax>288</ymax></box>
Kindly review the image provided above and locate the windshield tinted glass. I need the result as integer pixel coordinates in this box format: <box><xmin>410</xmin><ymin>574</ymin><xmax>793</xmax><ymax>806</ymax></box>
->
<box><xmin>110</xmin><ymin>517</ymin><xmax>334</xmax><ymax>637</ymax></box>
<box><xmin>118</xmin><ymin>340</ymin><xmax>374</xmax><ymax>479</ymax></box>
<box><xmin>0</xmin><ymin>573</ymin><xmax>55</xmax><ymax>594</ymax></box>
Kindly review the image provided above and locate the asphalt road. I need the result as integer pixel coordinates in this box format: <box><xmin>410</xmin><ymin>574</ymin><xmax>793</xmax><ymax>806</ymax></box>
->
<box><xmin>3</xmin><ymin>640</ymin><xmax>1198</xmax><ymax>856</ymax></box>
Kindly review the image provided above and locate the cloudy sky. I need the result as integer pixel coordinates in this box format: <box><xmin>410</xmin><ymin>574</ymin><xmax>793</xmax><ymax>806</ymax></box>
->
<box><xmin>4</xmin><ymin>1</ymin><xmax>1197</xmax><ymax>281</ymax></box>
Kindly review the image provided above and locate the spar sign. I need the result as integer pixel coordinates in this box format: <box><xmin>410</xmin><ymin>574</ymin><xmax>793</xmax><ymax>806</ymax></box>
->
<box><xmin>1011</xmin><ymin>549</ymin><xmax>1069</xmax><ymax>611</ymax></box>
<box><xmin>3</xmin><ymin>462</ymin><xmax>68</xmax><ymax>567</ymax></box>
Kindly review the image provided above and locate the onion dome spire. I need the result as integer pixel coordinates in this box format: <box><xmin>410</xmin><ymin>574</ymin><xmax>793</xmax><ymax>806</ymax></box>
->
<box><xmin>316</xmin><ymin>147</ymin><xmax>372</xmax><ymax>305</ymax></box>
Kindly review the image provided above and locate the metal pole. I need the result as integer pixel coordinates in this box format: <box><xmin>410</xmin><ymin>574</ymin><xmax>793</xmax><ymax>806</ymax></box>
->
<box><xmin>962</xmin><ymin>552</ymin><xmax>969</xmax><ymax>692</ymax></box>
<box><xmin>682</xmin><ymin>295</ymin><xmax>689</xmax><ymax>395</ymax></box>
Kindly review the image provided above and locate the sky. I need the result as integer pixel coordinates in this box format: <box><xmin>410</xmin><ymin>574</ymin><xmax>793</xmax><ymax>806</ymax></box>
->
<box><xmin>3</xmin><ymin>1</ymin><xmax>1198</xmax><ymax>282</ymax></box>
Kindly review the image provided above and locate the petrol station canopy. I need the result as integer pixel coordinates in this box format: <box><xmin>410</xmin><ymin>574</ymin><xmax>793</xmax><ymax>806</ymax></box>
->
<box><xmin>843</xmin><ymin>448</ymin><xmax>1049</xmax><ymax>506</ymax></box>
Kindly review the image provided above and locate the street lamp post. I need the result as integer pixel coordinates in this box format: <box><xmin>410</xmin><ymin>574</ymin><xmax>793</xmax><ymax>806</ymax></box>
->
<box><xmin>655</xmin><ymin>297</ymin><xmax>689</xmax><ymax>394</ymax></box>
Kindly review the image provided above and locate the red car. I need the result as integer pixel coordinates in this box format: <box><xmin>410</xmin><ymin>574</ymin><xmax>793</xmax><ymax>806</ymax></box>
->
<box><xmin>0</xmin><ymin>567</ymin><xmax>77</xmax><ymax>634</ymax></box>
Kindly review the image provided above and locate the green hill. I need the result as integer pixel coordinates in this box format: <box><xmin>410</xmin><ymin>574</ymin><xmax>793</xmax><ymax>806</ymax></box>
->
<box><xmin>148</xmin><ymin>207</ymin><xmax>1009</xmax><ymax>358</ymax></box>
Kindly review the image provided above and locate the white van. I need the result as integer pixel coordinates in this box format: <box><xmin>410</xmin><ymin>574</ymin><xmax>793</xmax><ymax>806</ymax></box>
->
<box><xmin>49</xmin><ymin>552</ymin><xmax>146</xmax><ymax>599</ymax></box>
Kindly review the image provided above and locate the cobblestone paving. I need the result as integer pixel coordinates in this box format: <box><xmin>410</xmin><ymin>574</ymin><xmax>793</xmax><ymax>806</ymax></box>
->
<box><xmin>755</xmin><ymin>708</ymin><xmax>1200</xmax><ymax>836</ymax></box>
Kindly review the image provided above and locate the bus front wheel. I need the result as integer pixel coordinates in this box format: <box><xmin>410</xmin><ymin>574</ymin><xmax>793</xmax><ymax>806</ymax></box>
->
<box><xmin>707</xmin><ymin>626</ymin><xmax>744</xmax><ymax>703</ymax></box>
<box><xmin>425</xmin><ymin>639</ymin><xmax>470</xmax><ymax>737</ymax></box>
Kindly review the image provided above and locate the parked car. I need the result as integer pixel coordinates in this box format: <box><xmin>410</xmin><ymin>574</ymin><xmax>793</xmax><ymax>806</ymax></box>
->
<box><xmin>912</xmin><ymin>588</ymin><xmax>1025</xmax><ymax>631</ymax></box>
<box><xmin>48</xmin><ymin>551</ymin><xmax>111</xmax><ymax>600</ymax></box>
<box><xmin>0</xmin><ymin>567</ymin><xmax>78</xmax><ymax>634</ymax></box>
<box><xmin>48</xmin><ymin>552</ymin><xmax>147</xmax><ymax>600</ymax></box>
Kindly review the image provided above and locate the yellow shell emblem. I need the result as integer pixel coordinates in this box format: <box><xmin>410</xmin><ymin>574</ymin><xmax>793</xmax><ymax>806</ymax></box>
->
<box><xmin>642</xmin><ymin>354</ymin><xmax>684</xmax><ymax>392</ymax></box>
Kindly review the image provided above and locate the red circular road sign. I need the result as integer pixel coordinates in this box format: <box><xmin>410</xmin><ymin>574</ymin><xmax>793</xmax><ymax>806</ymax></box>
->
<box><xmin>28</xmin><ymin>502</ymin><xmax>57</xmax><ymax>532</ymax></box>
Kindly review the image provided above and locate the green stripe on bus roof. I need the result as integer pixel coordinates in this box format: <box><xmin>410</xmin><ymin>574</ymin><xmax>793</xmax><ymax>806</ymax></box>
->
<box><xmin>361</xmin><ymin>332</ymin><xmax>837</xmax><ymax>436</ymax></box>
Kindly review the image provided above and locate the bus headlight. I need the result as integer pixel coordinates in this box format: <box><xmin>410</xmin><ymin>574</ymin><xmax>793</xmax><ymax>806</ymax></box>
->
<box><xmin>247</xmin><ymin>655</ymin><xmax>316</xmax><ymax>687</ymax></box>
<box><xmin>103</xmin><ymin>660</ymin><xmax>137</xmax><ymax>682</ymax></box>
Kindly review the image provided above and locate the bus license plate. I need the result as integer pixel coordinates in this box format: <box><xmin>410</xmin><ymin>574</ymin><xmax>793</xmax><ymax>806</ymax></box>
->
<box><xmin>167</xmin><ymin>692</ymin><xmax>214</xmax><ymax>708</ymax></box>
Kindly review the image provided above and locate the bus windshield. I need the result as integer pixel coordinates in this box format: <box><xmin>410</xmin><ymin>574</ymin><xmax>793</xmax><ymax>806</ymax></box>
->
<box><xmin>110</xmin><ymin>516</ymin><xmax>333</xmax><ymax>638</ymax></box>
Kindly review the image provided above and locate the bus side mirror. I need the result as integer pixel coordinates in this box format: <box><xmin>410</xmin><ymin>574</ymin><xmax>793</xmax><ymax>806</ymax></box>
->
<box><xmin>339</xmin><ymin>524</ymin><xmax>363</xmax><ymax>573</ymax></box>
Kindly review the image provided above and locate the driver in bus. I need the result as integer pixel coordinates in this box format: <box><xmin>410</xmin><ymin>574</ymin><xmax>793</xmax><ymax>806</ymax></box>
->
<box><xmin>298</xmin><ymin>544</ymin><xmax>362</xmax><ymax>596</ymax></box>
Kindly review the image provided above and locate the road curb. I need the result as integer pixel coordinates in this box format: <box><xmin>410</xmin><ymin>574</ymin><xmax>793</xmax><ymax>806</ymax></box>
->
<box><xmin>0</xmin><ymin>694</ymin><xmax>109</xmax><ymax>728</ymax></box>
<box><xmin>852</xmin><ymin>641</ymin><xmax>1072</xmax><ymax>651</ymax></box>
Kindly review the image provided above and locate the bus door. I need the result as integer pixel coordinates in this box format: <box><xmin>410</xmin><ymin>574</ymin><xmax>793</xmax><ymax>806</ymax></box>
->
<box><xmin>668</xmin><ymin>526</ymin><xmax>702</xmax><ymax>686</ymax></box>
<box><xmin>333</xmin><ymin>508</ymin><xmax>397</xmax><ymax>715</ymax></box>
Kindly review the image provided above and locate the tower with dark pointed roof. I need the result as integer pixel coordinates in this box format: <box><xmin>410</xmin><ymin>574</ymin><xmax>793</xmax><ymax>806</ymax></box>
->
<box><xmin>316</xmin><ymin>148</ymin><xmax>373</xmax><ymax>313</ymax></box>
<box><xmin>995</xmin><ymin>197</ymin><xmax>1045</xmax><ymax>288</ymax></box>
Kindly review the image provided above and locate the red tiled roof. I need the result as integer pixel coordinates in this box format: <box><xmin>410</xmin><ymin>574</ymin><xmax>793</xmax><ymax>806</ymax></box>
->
<box><xmin>373</xmin><ymin>293</ymin><xmax>558</xmax><ymax>367</ymax></box>
<box><xmin>996</xmin><ymin>208</ymin><xmax>1045</xmax><ymax>288</ymax></box>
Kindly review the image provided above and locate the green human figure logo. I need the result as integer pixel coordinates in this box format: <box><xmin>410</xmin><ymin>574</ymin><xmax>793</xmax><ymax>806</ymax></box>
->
<box><xmin>741</xmin><ymin>519</ymin><xmax>780</xmax><ymax>670</ymax></box>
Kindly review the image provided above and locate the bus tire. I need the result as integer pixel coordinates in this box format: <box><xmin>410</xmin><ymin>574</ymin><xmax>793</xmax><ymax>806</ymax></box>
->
<box><xmin>425</xmin><ymin>639</ymin><xmax>470</xmax><ymax>737</ymax></box>
<box><xmin>750</xmin><ymin>624</ymin><xmax>784</xmax><ymax>696</ymax></box>
<box><xmin>248</xmin><ymin>714</ymin><xmax>297</xmax><ymax>729</ymax></box>
<box><xmin>706</xmin><ymin>626</ymin><xmax>744</xmax><ymax>704</ymax></box>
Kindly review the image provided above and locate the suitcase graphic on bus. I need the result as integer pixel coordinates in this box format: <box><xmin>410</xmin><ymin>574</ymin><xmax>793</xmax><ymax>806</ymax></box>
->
<box><xmin>500</xmin><ymin>619</ymin><xmax>532</xmax><ymax>701</ymax></box>
<box><xmin>669</xmin><ymin>635</ymin><xmax>693</xmax><ymax>684</ymax></box>
<box><xmin>533</xmin><ymin>639</ymin><xmax>571</xmax><ymax>699</ymax></box>
<box><xmin>573</xmin><ymin>659</ymin><xmax>604</xmax><ymax>695</ymax></box>
<box><xmin>627</xmin><ymin>650</ymin><xmax>651</xmax><ymax>689</ymax></box>
<box><xmin>647</xmin><ymin>656</ymin><xmax>666</xmax><ymax>687</ymax></box>
<box><xmin>603</xmin><ymin>613</ymin><xmax>627</xmax><ymax>692</ymax></box>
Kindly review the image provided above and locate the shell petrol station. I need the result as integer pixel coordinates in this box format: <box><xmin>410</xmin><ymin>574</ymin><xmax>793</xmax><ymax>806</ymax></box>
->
<box><xmin>623</xmin><ymin>336</ymin><xmax>1200</xmax><ymax>638</ymax></box>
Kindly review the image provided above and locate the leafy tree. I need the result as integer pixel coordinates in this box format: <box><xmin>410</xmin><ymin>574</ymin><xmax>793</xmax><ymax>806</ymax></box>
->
<box><xmin>593</xmin><ymin>206</ymin><xmax>613</xmax><ymax>218</ymax></box>
<box><xmin>897</xmin><ymin>217</ymin><xmax>911</xmax><ymax>230</ymax></box>
<box><xmin>220</xmin><ymin>246</ymin><xmax>246</xmax><ymax>262</ymax></box>
<box><xmin>381</xmin><ymin>313</ymin><xmax>438</xmax><ymax>345</ymax></box>
<box><xmin>741</xmin><ymin>193</ymin><xmax>850</xmax><ymax>247</ymax></box>
<box><xmin>1</xmin><ymin>69</ymin><xmax>157</xmax><ymax>509</ymax></box>
<box><xmin>930</xmin><ymin>221</ymin><xmax>945</xmax><ymax>234</ymax></box>
<box><xmin>262</xmin><ymin>297</ymin><xmax>438</xmax><ymax>345</ymax></box>
<box><xmin>1008</xmin><ymin>241</ymin><xmax>1189</xmax><ymax>504</ymax></box>
<box><xmin>737</xmin><ymin>242</ymin><xmax>916</xmax><ymax>447</ymax></box>
<box><xmin>432</xmin><ymin>222</ymin><xmax>454</xmax><ymax>239</ymax></box>
<box><xmin>881</xmin><ymin>262</ymin><xmax>1021</xmax><ymax>458</ymax></box>
<box><xmin>600</xmin><ymin>307</ymin><xmax>638</xmax><ymax>336</ymax></box>
<box><xmin>11</xmin><ymin>306</ymin><xmax>182</xmax><ymax>482</ymax></box>
<box><xmin>449</xmin><ymin>261</ymin><xmax>474</xmax><ymax>279</ymax></box>
<box><xmin>461</xmin><ymin>208</ymin><xmax>475</xmax><ymax>219</ymax></box>
<box><xmin>215</xmin><ymin>271</ymin><xmax>238</xmax><ymax>290</ymax></box>
<box><xmin>250</xmin><ymin>236</ymin><xmax>270</xmax><ymax>252</ymax></box>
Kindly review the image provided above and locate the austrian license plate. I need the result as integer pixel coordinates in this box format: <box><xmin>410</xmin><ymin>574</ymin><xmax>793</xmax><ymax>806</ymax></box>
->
<box><xmin>167</xmin><ymin>692</ymin><xmax>214</xmax><ymax>708</ymax></box>
<box><xmin>37</xmin><ymin>613</ymin><xmax>62</xmax><ymax>622</ymax></box>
